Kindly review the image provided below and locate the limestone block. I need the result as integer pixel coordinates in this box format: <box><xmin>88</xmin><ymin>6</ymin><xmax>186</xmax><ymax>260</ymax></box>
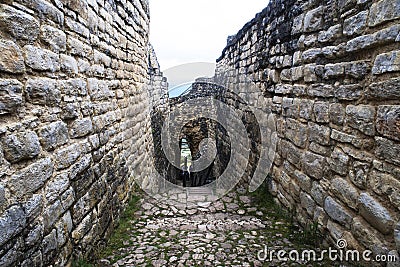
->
<box><xmin>322</xmin><ymin>44</ymin><xmax>346</xmax><ymax>59</ymax></box>
<box><xmin>60</xmin><ymin>187</ymin><xmax>75</xmax><ymax>211</ymax></box>
<box><xmin>70</xmin><ymin>118</ymin><xmax>93</xmax><ymax>138</ymax></box>
<box><xmin>343</xmin><ymin>11</ymin><xmax>368</xmax><ymax>36</ymax></box>
<box><xmin>54</xmin><ymin>144</ymin><xmax>81</xmax><ymax>170</ymax></box>
<box><xmin>67</xmin><ymin>37</ymin><xmax>91</xmax><ymax>57</ymax></box>
<box><xmin>368</xmin><ymin>77</ymin><xmax>400</xmax><ymax>100</ymax></box>
<box><xmin>25</xmin><ymin>223</ymin><xmax>44</xmax><ymax>247</ymax></box>
<box><xmin>329</xmin><ymin>147</ymin><xmax>349</xmax><ymax>175</ymax></box>
<box><xmin>291</xmin><ymin>66</ymin><xmax>303</xmax><ymax>81</ymax></box>
<box><xmin>346</xmin><ymin>34</ymin><xmax>374</xmax><ymax>52</ymax></box>
<box><xmin>327</xmin><ymin>220</ymin><xmax>345</xmax><ymax>240</ymax></box>
<box><xmin>2</xmin><ymin>130</ymin><xmax>41</xmax><ymax>163</ymax></box>
<box><xmin>40</xmin><ymin>25</ymin><xmax>66</xmax><ymax>52</ymax></box>
<box><xmin>9</xmin><ymin>158</ymin><xmax>53</xmax><ymax>197</ymax></box>
<box><xmin>59</xmin><ymin>78</ymin><xmax>87</xmax><ymax>96</ymax></box>
<box><xmin>0</xmin><ymin>205</ymin><xmax>26</xmax><ymax>246</ymax></box>
<box><xmin>0</xmin><ymin>39</ymin><xmax>25</xmax><ymax>73</ymax></box>
<box><xmin>318</xmin><ymin>24</ymin><xmax>341</xmax><ymax>43</ymax></box>
<box><xmin>26</xmin><ymin>78</ymin><xmax>60</xmax><ymax>106</ymax></box>
<box><xmin>88</xmin><ymin>78</ymin><xmax>113</xmax><ymax>101</ymax></box>
<box><xmin>45</xmin><ymin>173</ymin><xmax>70</xmax><ymax>203</ymax></box>
<box><xmin>373</xmin><ymin>50</ymin><xmax>400</xmax><ymax>75</ymax></box>
<box><xmin>292</xmin><ymin>51</ymin><xmax>302</xmax><ymax>65</ymax></box>
<box><xmin>60</xmin><ymin>54</ymin><xmax>78</xmax><ymax>74</ymax></box>
<box><xmin>308</xmin><ymin>84</ymin><xmax>334</xmax><ymax>98</ymax></box>
<box><xmin>61</xmin><ymin>103</ymin><xmax>80</xmax><ymax>120</ymax></box>
<box><xmin>24</xmin><ymin>194</ymin><xmax>43</xmax><ymax>221</ymax></box>
<box><xmin>314</xmin><ymin>102</ymin><xmax>329</xmax><ymax>123</ymax></box>
<box><xmin>302</xmin><ymin>48</ymin><xmax>322</xmax><ymax>63</ymax></box>
<box><xmin>63</xmin><ymin>0</ymin><xmax>88</xmax><ymax>19</ymax></box>
<box><xmin>294</xmin><ymin>170</ymin><xmax>312</xmax><ymax>193</ymax></box>
<box><xmin>275</xmin><ymin>84</ymin><xmax>293</xmax><ymax>94</ymax></box>
<box><xmin>313</xmin><ymin>206</ymin><xmax>328</xmax><ymax>227</ymax></box>
<box><xmin>344</xmin><ymin>61</ymin><xmax>370</xmax><ymax>79</ymax></box>
<box><xmin>345</xmin><ymin>105</ymin><xmax>376</xmax><ymax>136</ymax></box>
<box><xmin>284</xmin><ymin>141</ymin><xmax>303</xmax><ymax>169</ymax></box>
<box><xmin>299</xmin><ymin>99</ymin><xmax>314</xmax><ymax>120</ymax></box>
<box><xmin>324</xmin><ymin>196</ymin><xmax>353</xmax><ymax>228</ymax></box>
<box><xmin>38</xmin><ymin>121</ymin><xmax>69</xmax><ymax>151</ymax></box>
<box><xmin>324</xmin><ymin>63</ymin><xmax>345</xmax><ymax>78</ymax></box>
<box><xmin>375</xmin><ymin>137</ymin><xmax>400</xmax><ymax>166</ymax></box>
<box><xmin>280</xmin><ymin>69</ymin><xmax>292</xmax><ymax>81</ymax></box>
<box><xmin>43</xmin><ymin>200</ymin><xmax>64</xmax><ymax>232</ymax></box>
<box><xmin>17</xmin><ymin>0</ymin><xmax>64</xmax><ymax>25</ymax></box>
<box><xmin>302</xmin><ymin>152</ymin><xmax>326</xmax><ymax>179</ymax></box>
<box><xmin>310</xmin><ymin>142</ymin><xmax>330</xmax><ymax>156</ymax></box>
<box><xmin>24</xmin><ymin>45</ymin><xmax>60</xmax><ymax>72</ymax></box>
<box><xmin>65</xmin><ymin>17</ymin><xmax>89</xmax><ymax>39</ymax></box>
<box><xmin>0</xmin><ymin>4</ymin><xmax>40</xmax><ymax>42</ymax></box>
<box><xmin>334</xmin><ymin>84</ymin><xmax>363</xmax><ymax>100</ymax></box>
<box><xmin>349</xmin><ymin>161</ymin><xmax>369</xmax><ymax>189</ymax></box>
<box><xmin>0</xmin><ymin>79</ymin><xmax>23</xmax><ymax>115</ymax></box>
<box><xmin>284</xmin><ymin>119</ymin><xmax>308</xmax><ymax>148</ymax></box>
<box><xmin>69</xmin><ymin>154</ymin><xmax>92</xmax><ymax>180</ymax></box>
<box><xmin>308</xmin><ymin>122</ymin><xmax>330</xmax><ymax>146</ymax></box>
<box><xmin>300</xmin><ymin>191</ymin><xmax>316</xmax><ymax>216</ymax></box>
<box><xmin>77</xmin><ymin>58</ymin><xmax>91</xmax><ymax>74</ymax></box>
<box><xmin>375</xmin><ymin>24</ymin><xmax>400</xmax><ymax>43</ymax></box>
<box><xmin>292</xmin><ymin>14</ymin><xmax>304</xmax><ymax>35</ymax></box>
<box><xmin>71</xmin><ymin>211</ymin><xmax>95</xmax><ymax>243</ymax></box>
<box><xmin>303</xmin><ymin>7</ymin><xmax>323</xmax><ymax>32</ymax></box>
<box><xmin>0</xmin><ymin>237</ymin><xmax>23</xmax><ymax>266</ymax></box>
<box><xmin>42</xmin><ymin>229</ymin><xmax>57</xmax><ymax>257</ymax></box>
<box><xmin>358</xmin><ymin>193</ymin><xmax>394</xmax><ymax>234</ymax></box>
<box><xmin>311</xmin><ymin>182</ymin><xmax>327</xmax><ymax>206</ymax></box>
<box><xmin>368</xmin><ymin>0</ymin><xmax>400</xmax><ymax>26</ymax></box>
<box><xmin>377</xmin><ymin>105</ymin><xmax>400</xmax><ymax>141</ymax></box>
<box><xmin>369</xmin><ymin>170</ymin><xmax>400</xmax><ymax>210</ymax></box>
<box><xmin>329</xmin><ymin>103</ymin><xmax>345</xmax><ymax>125</ymax></box>
<box><xmin>331</xmin><ymin>177</ymin><xmax>359</xmax><ymax>210</ymax></box>
<box><xmin>352</xmin><ymin>217</ymin><xmax>387</xmax><ymax>255</ymax></box>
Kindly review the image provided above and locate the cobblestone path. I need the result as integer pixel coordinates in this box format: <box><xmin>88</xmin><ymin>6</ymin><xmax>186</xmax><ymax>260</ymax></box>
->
<box><xmin>98</xmin><ymin>188</ymin><xmax>332</xmax><ymax>267</ymax></box>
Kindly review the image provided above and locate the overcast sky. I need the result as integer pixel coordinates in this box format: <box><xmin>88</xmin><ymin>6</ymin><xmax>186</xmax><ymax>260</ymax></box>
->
<box><xmin>149</xmin><ymin>0</ymin><xmax>269</xmax><ymax>71</ymax></box>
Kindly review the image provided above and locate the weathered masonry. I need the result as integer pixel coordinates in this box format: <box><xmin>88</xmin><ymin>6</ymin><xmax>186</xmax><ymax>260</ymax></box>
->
<box><xmin>0</xmin><ymin>0</ymin><xmax>400</xmax><ymax>265</ymax></box>
<box><xmin>0</xmin><ymin>0</ymin><xmax>167</xmax><ymax>265</ymax></box>
<box><xmin>216</xmin><ymin>0</ymin><xmax>400</xmax><ymax>258</ymax></box>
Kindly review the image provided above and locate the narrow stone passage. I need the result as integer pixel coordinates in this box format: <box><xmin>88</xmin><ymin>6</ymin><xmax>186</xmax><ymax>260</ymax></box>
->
<box><xmin>98</xmin><ymin>188</ymin><xmax>332</xmax><ymax>267</ymax></box>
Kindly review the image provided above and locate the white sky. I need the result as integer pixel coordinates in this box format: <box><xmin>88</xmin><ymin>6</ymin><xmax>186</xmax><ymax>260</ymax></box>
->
<box><xmin>149</xmin><ymin>0</ymin><xmax>269</xmax><ymax>71</ymax></box>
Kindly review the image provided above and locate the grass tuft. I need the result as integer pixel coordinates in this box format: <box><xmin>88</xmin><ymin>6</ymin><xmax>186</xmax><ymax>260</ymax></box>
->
<box><xmin>71</xmin><ymin>259</ymin><xmax>94</xmax><ymax>267</ymax></box>
<box><xmin>250</xmin><ymin>175</ymin><xmax>322</xmax><ymax>247</ymax></box>
<box><xmin>98</xmin><ymin>192</ymin><xmax>142</xmax><ymax>261</ymax></box>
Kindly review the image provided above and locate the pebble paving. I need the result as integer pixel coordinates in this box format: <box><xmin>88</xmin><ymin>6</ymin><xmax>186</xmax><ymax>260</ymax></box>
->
<box><xmin>98</xmin><ymin>188</ymin><xmax>338</xmax><ymax>267</ymax></box>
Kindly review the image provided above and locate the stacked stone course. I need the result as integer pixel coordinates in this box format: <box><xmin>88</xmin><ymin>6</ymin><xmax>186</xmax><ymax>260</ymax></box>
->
<box><xmin>0</xmin><ymin>0</ymin><xmax>167</xmax><ymax>265</ymax></box>
<box><xmin>216</xmin><ymin>0</ymin><xmax>400</xmax><ymax>258</ymax></box>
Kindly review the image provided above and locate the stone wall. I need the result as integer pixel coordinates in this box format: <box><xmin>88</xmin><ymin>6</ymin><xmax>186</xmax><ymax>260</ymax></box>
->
<box><xmin>0</xmin><ymin>0</ymin><xmax>164</xmax><ymax>265</ymax></box>
<box><xmin>216</xmin><ymin>0</ymin><xmax>400</xmax><ymax>258</ymax></box>
<box><xmin>168</xmin><ymin>80</ymin><xmax>269</xmax><ymax>197</ymax></box>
